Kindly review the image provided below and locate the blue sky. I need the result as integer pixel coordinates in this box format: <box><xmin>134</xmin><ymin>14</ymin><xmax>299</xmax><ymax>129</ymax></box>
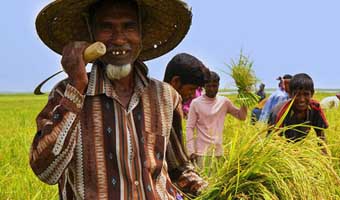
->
<box><xmin>1</xmin><ymin>0</ymin><xmax>340</xmax><ymax>93</ymax></box>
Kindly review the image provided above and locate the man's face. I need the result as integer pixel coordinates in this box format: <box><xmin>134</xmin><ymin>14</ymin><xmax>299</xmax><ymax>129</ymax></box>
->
<box><xmin>292</xmin><ymin>89</ymin><xmax>313</xmax><ymax>113</ymax></box>
<box><xmin>93</xmin><ymin>2</ymin><xmax>141</xmax><ymax>66</ymax></box>
<box><xmin>178</xmin><ymin>84</ymin><xmax>199</xmax><ymax>102</ymax></box>
<box><xmin>204</xmin><ymin>80</ymin><xmax>219</xmax><ymax>98</ymax></box>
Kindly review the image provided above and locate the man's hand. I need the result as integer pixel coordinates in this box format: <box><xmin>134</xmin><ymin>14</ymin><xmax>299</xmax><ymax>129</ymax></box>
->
<box><xmin>61</xmin><ymin>41</ymin><xmax>90</xmax><ymax>94</ymax></box>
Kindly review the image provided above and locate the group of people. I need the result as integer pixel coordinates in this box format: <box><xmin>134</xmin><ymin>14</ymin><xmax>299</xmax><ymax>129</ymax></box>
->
<box><xmin>29</xmin><ymin>0</ymin><xmax>337</xmax><ymax>199</ymax></box>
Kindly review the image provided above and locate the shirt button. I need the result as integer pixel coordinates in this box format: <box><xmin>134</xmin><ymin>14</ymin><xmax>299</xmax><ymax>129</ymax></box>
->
<box><xmin>140</xmin><ymin>137</ymin><xmax>145</xmax><ymax>144</ymax></box>
<box><xmin>108</xmin><ymin>152</ymin><xmax>113</xmax><ymax>160</ymax></box>
<box><xmin>137</xmin><ymin>114</ymin><xmax>142</xmax><ymax>121</ymax></box>
<box><xmin>112</xmin><ymin>177</ymin><xmax>117</xmax><ymax>186</ymax></box>
<box><xmin>105</xmin><ymin>102</ymin><xmax>110</xmax><ymax>110</ymax></box>
<box><xmin>134</xmin><ymin>181</ymin><xmax>139</xmax><ymax>186</ymax></box>
<box><xmin>107</xmin><ymin>127</ymin><xmax>112</xmax><ymax>135</ymax></box>
<box><xmin>156</xmin><ymin>152</ymin><xmax>161</xmax><ymax>160</ymax></box>
<box><xmin>53</xmin><ymin>113</ymin><xmax>60</xmax><ymax>120</ymax></box>
<box><xmin>147</xmin><ymin>184</ymin><xmax>152</xmax><ymax>192</ymax></box>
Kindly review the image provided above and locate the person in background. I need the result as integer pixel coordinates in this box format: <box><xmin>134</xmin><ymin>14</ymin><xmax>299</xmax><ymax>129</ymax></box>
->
<box><xmin>186</xmin><ymin>71</ymin><xmax>247</xmax><ymax>169</ymax></box>
<box><xmin>251</xmin><ymin>83</ymin><xmax>267</xmax><ymax>124</ymax></box>
<box><xmin>182</xmin><ymin>87</ymin><xmax>203</xmax><ymax>118</ymax></box>
<box><xmin>267</xmin><ymin>73</ymin><xmax>328</xmax><ymax>154</ymax></box>
<box><xmin>320</xmin><ymin>93</ymin><xmax>340</xmax><ymax>110</ymax></box>
<box><xmin>164</xmin><ymin>53</ymin><xmax>209</xmax><ymax>103</ymax></box>
<box><xmin>256</xmin><ymin>83</ymin><xmax>266</xmax><ymax>101</ymax></box>
<box><xmin>259</xmin><ymin>74</ymin><xmax>292</xmax><ymax>122</ymax></box>
<box><xmin>251</xmin><ymin>97</ymin><xmax>268</xmax><ymax>125</ymax></box>
<box><xmin>163</xmin><ymin>54</ymin><xmax>210</xmax><ymax>183</ymax></box>
<box><xmin>29</xmin><ymin>0</ymin><xmax>206</xmax><ymax>199</ymax></box>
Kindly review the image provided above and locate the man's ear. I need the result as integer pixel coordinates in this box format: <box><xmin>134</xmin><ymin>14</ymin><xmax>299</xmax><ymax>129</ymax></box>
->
<box><xmin>169</xmin><ymin>76</ymin><xmax>181</xmax><ymax>90</ymax></box>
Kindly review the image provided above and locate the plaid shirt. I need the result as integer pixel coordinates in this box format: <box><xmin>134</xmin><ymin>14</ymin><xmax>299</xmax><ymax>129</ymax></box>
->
<box><xmin>29</xmin><ymin>61</ymin><xmax>205</xmax><ymax>200</ymax></box>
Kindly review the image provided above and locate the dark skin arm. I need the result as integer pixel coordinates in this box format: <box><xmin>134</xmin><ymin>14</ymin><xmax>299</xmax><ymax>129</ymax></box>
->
<box><xmin>61</xmin><ymin>41</ymin><xmax>90</xmax><ymax>94</ymax></box>
<box><xmin>30</xmin><ymin>42</ymin><xmax>89</xmax><ymax>183</ymax></box>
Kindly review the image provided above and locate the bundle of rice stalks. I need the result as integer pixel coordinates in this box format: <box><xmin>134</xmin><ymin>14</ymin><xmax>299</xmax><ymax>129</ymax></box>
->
<box><xmin>195</xmin><ymin>126</ymin><xmax>340</xmax><ymax>200</ymax></box>
<box><xmin>227</xmin><ymin>52</ymin><xmax>259</xmax><ymax>107</ymax></box>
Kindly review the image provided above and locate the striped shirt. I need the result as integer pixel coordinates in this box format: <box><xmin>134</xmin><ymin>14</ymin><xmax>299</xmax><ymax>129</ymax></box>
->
<box><xmin>29</xmin><ymin>61</ymin><xmax>205</xmax><ymax>200</ymax></box>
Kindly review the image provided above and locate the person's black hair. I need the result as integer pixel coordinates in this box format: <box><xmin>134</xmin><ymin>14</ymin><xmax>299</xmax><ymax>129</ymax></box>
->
<box><xmin>289</xmin><ymin>73</ymin><xmax>314</xmax><ymax>94</ymax></box>
<box><xmin>283</xmin><ymin>74</ymin><xmax>292</xmax><ymax>79</ymax></box>
<box><xmin>163</xmin><ymin>53</ymin><xmax>209</xmax><ymax>87</ymax></box>
<box><xmin>207</xmin><ymin>71</ymin><xmax>220</xmax><ymax>82</ymax></box>
<box><xmin>277</xmin><ymin>74</ymin><xmax>292</xmax><ymax>87</ymax></box>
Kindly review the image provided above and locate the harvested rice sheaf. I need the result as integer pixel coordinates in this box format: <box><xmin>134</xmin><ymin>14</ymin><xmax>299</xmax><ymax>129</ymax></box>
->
<box><xmin>228</xmin><ymin>53</ymin><xmax>259</xmax><ymax>107</ymax></box>
<box><xmin>195</xmin><ymin>128</ymin><xmax>340</xmax><ymax>200</ymax></box>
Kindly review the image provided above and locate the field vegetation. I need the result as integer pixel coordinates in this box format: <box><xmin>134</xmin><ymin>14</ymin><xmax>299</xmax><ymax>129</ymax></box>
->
<box><xmin>0</xmin><ymin>92</ymin><xmax>340</xmax><ymax>199</ymax></box>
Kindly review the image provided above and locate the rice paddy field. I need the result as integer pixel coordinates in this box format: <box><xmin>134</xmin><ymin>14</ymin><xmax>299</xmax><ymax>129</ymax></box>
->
<box><xmin>1</xmin><ymin>92</ymin><xmax>340</xmax><ymax>199</ymax></box>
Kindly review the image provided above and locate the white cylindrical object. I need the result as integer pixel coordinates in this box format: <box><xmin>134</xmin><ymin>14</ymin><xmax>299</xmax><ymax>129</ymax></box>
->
<box><xmin>83</xmin><ymin>41</ymin><xmax>106</xmax><ymax>62</ymax></box>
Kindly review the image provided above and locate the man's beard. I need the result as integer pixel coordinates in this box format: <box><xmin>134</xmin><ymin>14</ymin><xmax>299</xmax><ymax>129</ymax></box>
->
<box><xmin>105</xmin><ymin>63</ymin><xmax>132</xmax><ymax>80</ymax></box>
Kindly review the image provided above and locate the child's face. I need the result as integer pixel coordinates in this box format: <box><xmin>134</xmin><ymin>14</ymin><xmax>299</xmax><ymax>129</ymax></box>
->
<box><xmin>292</xmin><ymin>89</ymin><xmax>313</xmax><ymax>113</ymax></box>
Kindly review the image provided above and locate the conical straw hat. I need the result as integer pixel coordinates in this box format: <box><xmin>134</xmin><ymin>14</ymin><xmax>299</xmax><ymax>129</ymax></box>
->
<box><xmin>36</xmin><ymin>0</ymin><xmax>192</xmax><ymax>61</ymax></box>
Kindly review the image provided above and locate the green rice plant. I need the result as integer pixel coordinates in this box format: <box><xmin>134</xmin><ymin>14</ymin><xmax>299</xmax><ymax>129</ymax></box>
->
<box><xmin>0</xmin><ymin>94</ymin><xmax>58</xmax><ymax>199</ymax></box>
<box><xmin>226</xmin><ymin>51</ymin><xmax>259</xmax><ymax>108</ymax></box>
<box><xmin>1</xmin><ymin>92</ymin><xmax>340</xmax><ymax>199</ymax></box>
<box><xmin>195</xmin><ymin>124</ymin><xmax>340</xmax><ymax>200</ymax></box>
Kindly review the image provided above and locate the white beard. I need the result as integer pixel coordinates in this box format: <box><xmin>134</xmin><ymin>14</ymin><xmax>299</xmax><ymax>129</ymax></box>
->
<box><xmin>105</xmin><ymin>63</ymin><xmax>132</xmax><ymax>80</ymax></box>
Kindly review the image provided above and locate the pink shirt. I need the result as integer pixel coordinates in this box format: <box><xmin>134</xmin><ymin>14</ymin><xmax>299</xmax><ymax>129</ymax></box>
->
<box><xmin>186</xmin><ymin>95</ymin><xmax>247</xmax><ymax>156</ymax></box>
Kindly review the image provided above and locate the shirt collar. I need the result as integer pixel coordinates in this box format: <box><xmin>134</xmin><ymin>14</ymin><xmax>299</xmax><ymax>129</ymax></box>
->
<box><xmin>86</xmin><ymin>60</ymin><xmax>150</xmax><ymax>98</ymax></box>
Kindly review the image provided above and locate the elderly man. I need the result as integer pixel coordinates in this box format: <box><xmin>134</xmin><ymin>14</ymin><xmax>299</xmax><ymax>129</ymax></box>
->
<box><xmin>29</xmin><ymin>0</ymin><xmax>206</xmax><ymax>199</ymax></box>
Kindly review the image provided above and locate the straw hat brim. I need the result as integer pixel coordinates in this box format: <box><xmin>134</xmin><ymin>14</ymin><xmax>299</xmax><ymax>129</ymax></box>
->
<box><xmin>36</xmin><ymin>0</ymin><xmax>192</xmax><ymax>61</ymax></box>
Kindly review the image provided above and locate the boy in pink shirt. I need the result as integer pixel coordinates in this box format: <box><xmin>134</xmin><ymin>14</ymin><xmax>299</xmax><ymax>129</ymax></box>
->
<box><xmin>186</xmin><ymin>71</ymin><xmax>247</xmax><ymax>168</ymax></box>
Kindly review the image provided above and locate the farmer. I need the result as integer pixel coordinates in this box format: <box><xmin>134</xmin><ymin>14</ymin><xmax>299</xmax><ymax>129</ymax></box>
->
<box><xmin>186</xmin><ymin>71</ymin><xmax>247</xmax><ymax>169</ymax></box>
<box><xmin>163</xmin><ymin>53</ymin><xmax>209</xmax><ymax>118</ymax></box>
<box><xmin>251</xmin><ymin>83</ymin><xmax>267</xmax><ymax>124</ymax></box>
<box><xmin>162</xmin><ymin>53</ymin><xmax>209</xmax><ymax>180</ymax></box>
<box><xmin>267</xmin><ymin>73</ymin><xmax>328</xmax><ymax>154</ymax></box>
<box><xmin>320</xmin><ymin>93</ymin><xmax>340</xmax><ymax>110</ymax></box>
<box><xmin>259</xmin><ymin>74</ymin><xmax>292</xmax><ymax>122</ymax></box>
<box><xmin>256</xmin><ymin>83</ymin><xmax>266</xmax><ymax>102</ymax></box>
<box><xmin>29</xmin><ymin>0</ymin><xmax>206</xmax><ymax>199</ymax></box>
<box><xmin>250</xmin><ymin>97</ymin><xmax>268</xmax><ymax>125</ymax></box>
